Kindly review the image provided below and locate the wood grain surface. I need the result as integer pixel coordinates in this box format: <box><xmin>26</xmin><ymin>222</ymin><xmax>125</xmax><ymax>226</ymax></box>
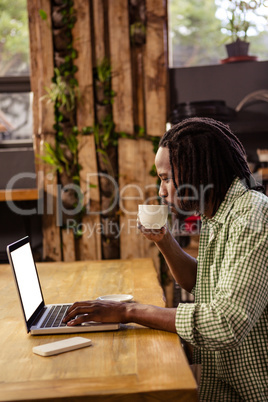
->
<box><xmin>118</xmin><ymin>138</ymin><xmax>160</xmax><ymax>273</ymax></box>
<box><xmin>0</xmin><ymin>189</ymin><xmax>39</xmax><ymax>202</ymax></box>
<box><xmin>144</xmin><ymin>0</ymin><xmax>168</xmax><ymax>137</ymax></box>
<box><xmin>0</xmin><ymin>258</ymin><xmax>197</xmax><ymax>401</ymax></box>
<box><xmin>78</xmin><ymin>135</ymin><xmax>102</xmax><ymax>261</ymax></box>
<box><xmin>73</xmin><ymin>0</ymin><xmax>95</xmax><ymax>129</ymax></box>
<box><xmin>27</xmin><ymin>0</ymin><xmax>62</xmax><ymax>261</ymax></box>
<box><xmin>108</xmin><ymin>0</ymin><xmax>134</xmax><ymax>134</ymax></box>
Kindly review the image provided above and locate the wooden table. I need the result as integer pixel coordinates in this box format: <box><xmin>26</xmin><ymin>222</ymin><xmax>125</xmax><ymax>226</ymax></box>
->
<box><xmin>0</xmin><ymin>258</ymin><xmax>198</xmax><ymax>401</ymax></box>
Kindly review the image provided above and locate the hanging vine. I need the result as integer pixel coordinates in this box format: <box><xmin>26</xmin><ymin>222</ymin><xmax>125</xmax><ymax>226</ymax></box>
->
<box><xmin>39</xmin><ymin>0</ymin><xmax>160</xmax><ymax>260</ymax></box>
<box><xmin>39</xmin><ymin>1</ymin><xmax>85</xmax><ymax>232</ymax></box>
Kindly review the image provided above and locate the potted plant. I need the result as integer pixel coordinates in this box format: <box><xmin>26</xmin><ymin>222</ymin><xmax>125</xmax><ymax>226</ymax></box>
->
<box><xmin>223</xmin><ymin>0</ymin><xmax>265</xmax><ymax>58</ymax></box>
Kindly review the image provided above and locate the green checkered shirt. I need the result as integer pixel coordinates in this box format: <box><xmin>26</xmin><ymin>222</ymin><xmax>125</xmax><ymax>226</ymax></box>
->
<box><xmin>176</xmin><ymin>177</ymin><xmax>268</xmax><ymax>401</ymax></box>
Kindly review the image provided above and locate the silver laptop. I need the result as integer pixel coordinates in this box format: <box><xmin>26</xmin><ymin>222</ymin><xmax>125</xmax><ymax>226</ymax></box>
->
<box><xmin>6</xmin><ymin>236</ymin><xmax>119</xmax><ymax>335</ymax></box>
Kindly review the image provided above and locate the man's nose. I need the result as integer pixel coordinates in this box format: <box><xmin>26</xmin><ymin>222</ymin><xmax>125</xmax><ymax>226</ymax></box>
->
<box><xmin>159</xmin><ymin>182</ymin><xmax>167</xmax><ymax>198</ymax></box>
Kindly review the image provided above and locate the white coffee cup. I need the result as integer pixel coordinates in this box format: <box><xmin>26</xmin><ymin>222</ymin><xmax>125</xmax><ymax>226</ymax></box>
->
<box><xmin>138</xmin><ymin>204</ymin><xmax>168</xmax><ymax>229</ymax></box>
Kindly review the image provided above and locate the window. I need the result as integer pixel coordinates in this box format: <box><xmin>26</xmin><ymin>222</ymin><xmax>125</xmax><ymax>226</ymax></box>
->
<box><xmin>168</xmin><ymin>0</ymin><xmax>268</xmax><ymax>67</ymax></box>
<box><xmin>0</xmin><ymin>89</ymin><xmax>32</xmax><ymax>144</ymax></box>
<box><xmin>0</xmin><ymin>0</ymin><xmax>32</xmax><ymax>144</ymax></box>
<box><xmin>0</xmin><ymin>0</ymin><xmax>30</xmax><ymax>76</ymax></box>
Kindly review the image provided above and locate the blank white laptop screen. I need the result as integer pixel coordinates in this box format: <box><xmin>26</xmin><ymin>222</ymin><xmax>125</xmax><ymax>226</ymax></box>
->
<box><xmin>10</xmin><ymin>242</ymin><xmax>43</xmax><ymax>321</ymax></box>
<box><xmin>7</xmin><ymin>236</ymin><xmax>120</xmax><ymax>334</ymax></box>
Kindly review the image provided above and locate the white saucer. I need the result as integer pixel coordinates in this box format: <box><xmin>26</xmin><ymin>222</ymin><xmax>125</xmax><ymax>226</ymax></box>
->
<box><xmin>97</xmin><ymin>294</ymin><xmax>133</xmax><ymax>302</ymax></box>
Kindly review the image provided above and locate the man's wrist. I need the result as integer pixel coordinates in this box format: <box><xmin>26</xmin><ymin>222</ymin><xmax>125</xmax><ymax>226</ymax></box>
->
<box><xmin>121</xmin><ymin>302</ymin><xmax>137</xmax><ymax>323</ymax></box>
<box><xmin>120</xmin><ymin>302</ymin><xmax>177</xmax><ymax>333</ymax></box>
<box><xmin>155</xmin><ymin>228</ymin><xmax>172</xmax><ymax>247</ymax></box>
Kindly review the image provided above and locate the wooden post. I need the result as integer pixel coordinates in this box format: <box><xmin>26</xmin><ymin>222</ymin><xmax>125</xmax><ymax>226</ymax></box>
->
<box><xmin>118</xmin><ymin>138</ymin><xmax>160</xmax><ymax>273</ymax></box>
<box><xmin>62</xmin><ymin>228</ymin><xmax>76</xmax><ymax>262</ymax></box>
<box><xmin>40</xmin><ymin>135</ymin><xmax>62</xmax><ymax>262</ymax></box>
<box><xmin>27</xmin><ymin>0</ymin><xmax>41</xmax><ymax>161</ymax></box>
<box><xmin>72</xmin><ymin>0</ymin><xmax>102</xmax><ymax>261</ymax></box>
<box><xmin>92</xmin><ymin>0</ymin><xmax>107</xmax><ymax>64</ymax></box>
<box><xmin>27</xmin><ymin>0</ymin><xmax>61</xmax><ymax>261</ymax></box>
<box><xmin>73</xmin><ymin>0</ymin><xmax>95</xmax><ymax>129</ymax></box>
<box><xmin>144</xmin><ymin>0</ymin><xmax>168</xmax><ymax>137</ymax></box>
<box><xmin>78</xmin><ymin>135</ymin><xmax>102</xmax><ymax>260</ymax></box>
<box><xmin>108</xmin><ymin>0</ymin><xmax>134</xmax><ymax>134</ymax></box>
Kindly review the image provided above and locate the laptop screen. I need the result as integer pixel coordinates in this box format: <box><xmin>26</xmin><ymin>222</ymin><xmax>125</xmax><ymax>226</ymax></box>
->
<box><xmin>9</xmin><ymin>240</ymin><xmax>43</xmax><ymax>321</ymax></box>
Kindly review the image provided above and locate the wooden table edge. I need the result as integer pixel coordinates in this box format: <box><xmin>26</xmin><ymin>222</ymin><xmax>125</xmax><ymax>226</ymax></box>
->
<box><xmin>0</xmin><ymin>188</ymin><xmax>39</xmax><ymax>201</ymax></box>
<box><xmin>0</xmin><ymin>377</ymin><xmax>198</xmax><ymax>401</ymax></box>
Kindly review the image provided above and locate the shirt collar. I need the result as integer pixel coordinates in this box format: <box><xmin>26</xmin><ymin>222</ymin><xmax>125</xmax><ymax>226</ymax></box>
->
<box><xmin>201</xmin><ymin>177</ymin><xmax>248</xmax><ymax>224</ymax></box>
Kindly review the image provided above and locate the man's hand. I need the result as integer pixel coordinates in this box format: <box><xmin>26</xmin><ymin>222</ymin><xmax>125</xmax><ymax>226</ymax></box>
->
<box><xmin>138</xmin><ymin>219</ymin><xmax>197</xmax><ymax>293</ymax></box>
<box><xmin>63</xmin><ymin>300</ymin><xmax>177</xmax><ymax>333</ymax></box>
<box><xmin>137</xmin><ymin>221</ymin><xmax>168</xmax><ymax>243</ymax></box>
<box><xmin>62</xmin><ymin>300</ymin><xmax>127</xmax><ymax>326</ymax></box>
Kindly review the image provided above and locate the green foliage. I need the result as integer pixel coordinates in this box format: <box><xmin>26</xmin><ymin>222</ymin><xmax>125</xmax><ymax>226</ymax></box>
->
<box><xmin>40</xmin><ymin>15</ymin><xmax>159</xmax><ymax>217</ymax></box>
<box><xmin>39</xmin><ymin>9</ymin><xmax>47</xmax><ymax>20</ymax></box>
<box><xmin>65</xmin><ymin>131</ymin><xmax>79</xmax><ymax>160</ymax></box>
<box><xmin>96</xmin><ymin>58</ymin><xmax>112</xmax><ymax>83</ymax></box>
<box><xmin>42</xmin><ymin>68</ymin><xmax>79</xmax><ymax>112</ymax></box>
<box><xmin>150</xmin><ymin>136</ymin><xmax>161</xmax><ymax>154</ymax></box>
<box><xmin>219</xmin><ymin>0</ymin><xmax>268</xmax><ymax>41</ymax></box>
<box><xmin>0</xmin><ymin>0</ymin><xmax>29</xmax><ymax>75</ymax></box>
<box><xmin>149</xmin><ymin>164</ymin><xmax>157</xmax><ymax>177</ymax></box>
<box><xmin>130</xmin><ymin>21</ymin><xmax>146</xmax><ymax>44</ymax></box>
<box><xmin>40</xmin><ymin>142</ymin><xmax>64</xmax><ymax>173</ymax></box>
<box><xmin>40</xmin><ymin>0</ymin><xmax>81</xmax><ymax>185</ymax></box>
<box><xmin>169</xmin><ymin>0</ymin><xmax>268</xmax><ymax>66</ymax></box>
<box><xmin>54</xmin><ymin>2</ymin><xmax>78</xmax><ymax>79</ymax></box>
<box><xmin>95</xmin><ymin>59</ymin><xmax>116</xmax><ymax>105</ymax></box>
<box><xmin>169</xmin><ymin>0</ymin><xmax>226</xmax><ymax>66</ymax></box>
<box><xmin>40</xmin><ymin>129</ymin><xmax>80</xmax><ymax>180</ymax></box>
<box><xmin>101</xmin><ymin>114</ymin><xmax>118</xmax><ymax>147</ymax></box>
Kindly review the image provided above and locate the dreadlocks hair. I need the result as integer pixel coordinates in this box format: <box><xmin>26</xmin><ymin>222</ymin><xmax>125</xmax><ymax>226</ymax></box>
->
<box><xmin>159</xmin><ymin>117</ymin><xmax>263</xmax><ymax>216</ymax></box>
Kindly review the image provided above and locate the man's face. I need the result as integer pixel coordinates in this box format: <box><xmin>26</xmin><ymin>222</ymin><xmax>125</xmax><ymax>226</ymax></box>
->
<box><xmin>155</xmin><ymin>147</ymin><xmax>178</xmax><ymax>213</ymax></box>
<box><xmin>155</xmin><ymin>146</ymin><xmax>214</xmax><ymax>218</ymax></box>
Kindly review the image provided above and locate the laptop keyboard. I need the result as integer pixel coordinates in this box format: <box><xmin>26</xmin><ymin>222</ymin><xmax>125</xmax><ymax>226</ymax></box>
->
<box><xmin>40</xmin><ymin>305</ymin><xmax>71</xmax><ymax>328</ymax></box>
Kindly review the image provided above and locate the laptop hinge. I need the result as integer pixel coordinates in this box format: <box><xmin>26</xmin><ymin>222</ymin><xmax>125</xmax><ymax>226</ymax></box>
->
<box><xmin>27</xmin><ymin>302</ymin><xmax>45</xmax><ymax>332</ymax></box>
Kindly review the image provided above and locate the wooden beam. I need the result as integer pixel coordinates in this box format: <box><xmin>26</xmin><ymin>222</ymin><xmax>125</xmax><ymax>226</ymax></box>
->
<box><xmin>41</xmin><ymin>136</ymin><xmax>62</xmax><ymax>262</ymax></box>
<box><xmin>108</xmin><ymin>0</ymin><xmax>134</xmax><ymax>134</ymax></box>
<box><xmin>36</xmin><ymin>0</ymin><xmax>56</xmax><ymax>134</ymax></box>
<box><xmin>73</xmin><ymin>0</ymin><xmax>95</xmax><ymax>128</ymax></box>
<box><xmin>28</xmin><ymin>0</ymin><xmax>61</xmax><ymax>261</ymax></box>
<box><xmin>144</xmin><ymin>0</ymin><xmax>168</xmax><ymax>137</ymax></box>
<box><xmin>92</xmin><ymin>0</ymin><xmax>106</xmax><ymax>64</ymax></box>
<box><xmin>78</xmin><ymin>135</ymin><xmax>102</xmax><ymax>261</ymax></box>
<box><xmin>132</xmin><ymin>46</ymin><xmax>145</xmax><ymax>130</ymax></box>
<box><xmin>27</xmin><ymin>0</ymin><xmax>41</xmax><ymax>160</ymax></box>
<box><xmin>62</xmin><ymin>228</ymin><xmax>76</xmax><ymax>262</ymax></box>
<box><xmin>118</xmin><ymin>138</ymin><xmax>159</xmax><ymax>273</ymax></box>
<box><xmin>72</xmin><ymin>1</ymin><xmax>101</xmax><ymax>260</ymax></box>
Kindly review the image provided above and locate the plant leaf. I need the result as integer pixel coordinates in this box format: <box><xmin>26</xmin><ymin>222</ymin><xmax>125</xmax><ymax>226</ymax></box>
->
<box><xmin>39</xmin><ymin>9</ymin><xmax>47</xmax><ymax>20</ymax></box>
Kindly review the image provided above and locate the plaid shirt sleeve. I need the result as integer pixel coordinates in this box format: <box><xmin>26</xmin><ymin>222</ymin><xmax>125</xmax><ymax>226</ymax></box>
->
<box><xmin>175</xmin><ymin>193</ymin><xmax>268</xmax><ymax>351</ymax></box>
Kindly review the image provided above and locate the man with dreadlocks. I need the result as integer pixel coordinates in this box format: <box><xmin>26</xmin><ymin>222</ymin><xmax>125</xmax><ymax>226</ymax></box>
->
<box><xmin>63</xmin><ymin>117</ymin><xmax>268</xmax><ymax>401</ymax></box>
